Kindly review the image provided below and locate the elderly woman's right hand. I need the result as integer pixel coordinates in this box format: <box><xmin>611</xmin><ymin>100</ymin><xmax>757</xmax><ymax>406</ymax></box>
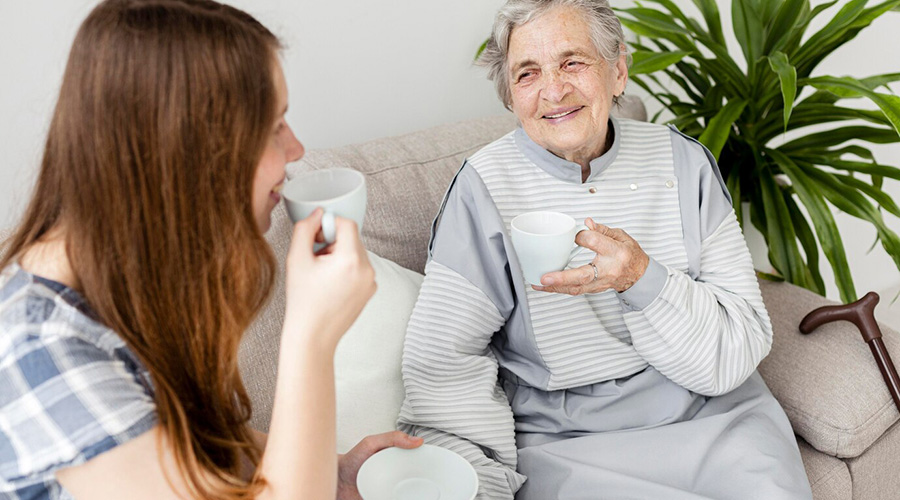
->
<box><xmin>534</xmin><ymin>217</ymin><xmax>649</xmax><ymax>296</ymax></box>
<box><xmin>283</xmin><ymin>208</ymin><xmax>376</xmax><ymax>351</ymax></box>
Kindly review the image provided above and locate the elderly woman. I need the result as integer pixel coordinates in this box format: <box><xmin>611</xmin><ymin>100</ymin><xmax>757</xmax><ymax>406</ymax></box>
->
<box><xmin>398</xmin><ymin>0</ymin><xmax>813</xmax><ymax>498</ymax></box>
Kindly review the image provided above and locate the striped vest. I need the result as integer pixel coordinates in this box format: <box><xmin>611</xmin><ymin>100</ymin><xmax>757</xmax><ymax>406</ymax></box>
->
<box><xmin>469</xmin><ymin>119</ymin><xmax>688</xmax><ymax>390</ymax></box>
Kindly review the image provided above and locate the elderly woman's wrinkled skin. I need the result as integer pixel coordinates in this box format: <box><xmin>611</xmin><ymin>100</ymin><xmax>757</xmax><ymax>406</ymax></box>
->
<box><xmin>507</xmin><ymin>5</ymin><xmax>627</xmax><ymax>180</ymax></box>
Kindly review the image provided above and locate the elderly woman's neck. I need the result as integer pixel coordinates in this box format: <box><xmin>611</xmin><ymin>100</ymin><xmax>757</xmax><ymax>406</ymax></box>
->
<box><xmin>555</xmin><ymin>123</ymin><xmax>614</xmax><ymax>183</ymax></box>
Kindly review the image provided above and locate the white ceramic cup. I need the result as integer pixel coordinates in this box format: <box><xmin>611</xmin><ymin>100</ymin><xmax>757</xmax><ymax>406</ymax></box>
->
<box><xmin>282</xmin><ymin>168</ymin><xmax>366</xmax><ymax>245</ymax></box>
<box><xmin>511</xmin><ymin>211</ymin><xmax>584</xmax><ymax>285</ymax></box>
<box><xmin>357</xmin><ymin>444</ymin><xmax>478</xmax><ymax>500</ymax></box>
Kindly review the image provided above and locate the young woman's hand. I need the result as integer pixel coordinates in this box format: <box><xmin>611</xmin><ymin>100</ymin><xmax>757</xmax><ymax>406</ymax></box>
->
<box><xmin>337</xmin><ymin>431</ymin><xmax>424</xmax><ymax>500</ymax></box>
<box><xmin>283</xmin><ymin>208</ymin><xmax>376</xmax><ymax>352</ymax></box>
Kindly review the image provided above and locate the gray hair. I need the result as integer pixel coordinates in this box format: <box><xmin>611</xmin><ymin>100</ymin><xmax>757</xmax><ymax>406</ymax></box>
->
<box><xmin>477</xmin><ymin>0</ymin><xmax>629</xmax><ymax>109</ymax></box>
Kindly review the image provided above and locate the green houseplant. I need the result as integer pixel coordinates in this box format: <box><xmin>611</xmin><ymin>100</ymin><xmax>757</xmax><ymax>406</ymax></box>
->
<box><xmin>617</xmin><ymin>0</ymin><xmax>900</xmax><ymax>303</ymax></box>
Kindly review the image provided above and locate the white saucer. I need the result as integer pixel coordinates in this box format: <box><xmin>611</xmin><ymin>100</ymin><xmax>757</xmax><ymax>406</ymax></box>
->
<box><xmin>356</xmin><ymin>444</ymin><xmax>478</xmax><ymax>500</ymax></box>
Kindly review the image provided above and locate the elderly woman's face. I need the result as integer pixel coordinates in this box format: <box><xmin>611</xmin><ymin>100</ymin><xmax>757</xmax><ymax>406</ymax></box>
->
<box><xmin>507</xmin><ymin>6</ymin><xmax>627</xmax><ymax>164</ymax></box>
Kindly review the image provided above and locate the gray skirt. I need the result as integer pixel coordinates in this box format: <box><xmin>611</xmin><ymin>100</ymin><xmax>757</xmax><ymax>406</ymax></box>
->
<box><xmin>503</xmin><ymin>367</ymin><xmax>812</xmax><ymax>500</ymax></box>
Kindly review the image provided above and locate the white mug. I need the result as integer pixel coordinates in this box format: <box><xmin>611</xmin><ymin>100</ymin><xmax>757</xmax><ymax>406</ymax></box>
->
<box><xmin>282</xmin><ymin>168</ymin><xmax>366</xmax><ymax>246</ymax></box>
<box><xmin>511</xmin><ymin>211</ymin><xmax>584</xmax><ymax>285</ymax></box>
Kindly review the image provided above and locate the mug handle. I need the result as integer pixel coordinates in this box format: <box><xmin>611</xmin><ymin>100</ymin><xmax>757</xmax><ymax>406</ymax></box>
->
<box><xmin>321</xmin><ymin>210</ymin><xmax>337</xmax><ymax>244</ymax></box>
<box><xmin>568</xmin><ymin>224</ymin><xmax>590</xmax><ymax>261</ymax></box>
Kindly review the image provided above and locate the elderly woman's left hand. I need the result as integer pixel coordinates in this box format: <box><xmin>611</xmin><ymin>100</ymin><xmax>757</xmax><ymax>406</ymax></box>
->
<box><xmin>337</xmin><ymin>431</ymin><xmax>424</xmax><ymax>500</ymax></box>
<box><xmin>534</xmin><ymin>218</ymin><xmax>649</xmax><ymax>296</ymax></box>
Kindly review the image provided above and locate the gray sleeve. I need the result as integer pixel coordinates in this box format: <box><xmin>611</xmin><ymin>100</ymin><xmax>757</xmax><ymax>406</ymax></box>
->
<box><xmin>617</xmin><ymin>128</ymin><xmax>734</xmax><ymax>310</ymax></box>
<box><xmin>429</xmin><ymin>162</ymin><xmax>517</xmax><ymax>318</ymax></box>
<box><xmin>401</xmin><ymin>161</ymin><xmax>528</xmax><ymax>498</ymax></box>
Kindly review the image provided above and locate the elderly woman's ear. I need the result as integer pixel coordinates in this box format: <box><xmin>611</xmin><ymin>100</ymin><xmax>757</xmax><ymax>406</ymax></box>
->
<box><xmin>614</xmin><ymin>44</ymin><xmax>628</xmax><ymax>98</ymax></box>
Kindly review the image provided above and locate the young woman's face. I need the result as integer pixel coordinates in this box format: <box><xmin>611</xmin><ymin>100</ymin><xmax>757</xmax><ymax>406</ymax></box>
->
<box><xmin>252</xmin><ymin>61</ymin><xmax>304</xmax><ymax>232</ymax></box>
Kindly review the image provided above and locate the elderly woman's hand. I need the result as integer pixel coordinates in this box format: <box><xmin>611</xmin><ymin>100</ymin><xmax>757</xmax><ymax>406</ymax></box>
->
<box><xmin>337</xmin><ymin>431</ymin><xmax>424</xmax><ymax>500</ymax></box>
<box><xmin>533</xmin><ymin>218</ymin><xmax>649</xmax><ymax>296</ymax></box>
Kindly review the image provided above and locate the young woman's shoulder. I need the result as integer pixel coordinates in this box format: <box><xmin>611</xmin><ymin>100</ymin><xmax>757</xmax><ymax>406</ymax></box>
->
<box><xmin>0</xmin><ymin>263</ymin><xmax>157</xmax><ymax>497</ymax></box>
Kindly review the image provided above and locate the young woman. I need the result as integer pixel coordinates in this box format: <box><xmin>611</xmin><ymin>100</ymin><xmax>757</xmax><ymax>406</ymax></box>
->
<box><xmin>0</xmin><ymin>1</ymin><xmax>420</xmax><ymax>499</ymax></box>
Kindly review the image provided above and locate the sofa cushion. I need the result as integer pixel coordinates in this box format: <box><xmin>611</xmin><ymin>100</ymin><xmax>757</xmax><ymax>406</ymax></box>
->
<box><xmin>239</xmin><ymin>204</ymin><xmax>425</xmax><ymax>455</ymax></box>
<box><xmin>798</xmin><ymin>438</ymin><xmax>851</xmax><ymax>500</ymax></box>
<box><xmin>334</xmin><ymin>250</ymin><xmax>423</xmax><ymax>453</ymax></box>
<box><xmin>758</xmin><ymin>279</ymin><xmax>900</xmax><ymax>458</ymax></box>
<box><xmin>846</xmin><ymin>421</ymin><xmax>900</xmax><ymax>499</ymax></box>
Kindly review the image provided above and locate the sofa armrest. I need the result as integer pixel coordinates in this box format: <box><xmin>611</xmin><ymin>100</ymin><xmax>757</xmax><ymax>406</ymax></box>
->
<box><xmin>757</xmin><ymin>278</ymin><xmax>900</xmax><ymax>458</ymax></box>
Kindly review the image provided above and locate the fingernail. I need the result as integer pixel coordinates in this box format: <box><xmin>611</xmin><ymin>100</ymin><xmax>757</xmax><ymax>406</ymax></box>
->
<box><xmin>542</xmin><ymin>277</ymin><xmax>555</xmax><ymax>285</ymax></box>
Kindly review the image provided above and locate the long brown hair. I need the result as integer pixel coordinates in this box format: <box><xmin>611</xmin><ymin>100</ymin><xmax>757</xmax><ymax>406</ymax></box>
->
<box><xmin>1</xmin><ymin>0</ymin><xmax>280</xmax><ymax>497</ymax></box>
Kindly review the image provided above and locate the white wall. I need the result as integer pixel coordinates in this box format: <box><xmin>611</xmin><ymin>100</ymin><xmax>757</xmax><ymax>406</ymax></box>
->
<box><xmin>0</xmin><ymin>0</ymin><xmax>507</xmax><ymax>229</ymax></box>
<box><xmin>2</xmin><ymin>1</ymin><xmax>899</xmax><ymax>325</ymax></box>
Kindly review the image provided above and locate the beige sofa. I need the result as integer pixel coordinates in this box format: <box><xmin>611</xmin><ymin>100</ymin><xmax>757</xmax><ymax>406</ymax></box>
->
<box><xmin>240</xmin><ymin>111</ymin><xmax>900</xmax><ymax>500</ymax></box>
<box><xmin>2</xmin><ymin>111</ymin><xmax>897</xmax><ymax>499</ymax></box>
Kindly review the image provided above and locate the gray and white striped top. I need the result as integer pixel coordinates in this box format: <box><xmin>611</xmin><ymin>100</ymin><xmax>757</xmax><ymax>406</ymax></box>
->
<box><xmin>398</xmin><ymin>117</ymin><xmax>772</xmax><ymax>499</ymax></box>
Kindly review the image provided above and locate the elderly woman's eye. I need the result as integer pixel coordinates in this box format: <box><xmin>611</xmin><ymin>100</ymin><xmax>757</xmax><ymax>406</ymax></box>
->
<box><xmin>565</xmin><ymin>60</ymin><xmax>584</xmax><ymax>69</ymax></box>
<box><xmin>517</xmin><ymin>71</ymin><xmax>534</xmax><ymax>82</ymax></box>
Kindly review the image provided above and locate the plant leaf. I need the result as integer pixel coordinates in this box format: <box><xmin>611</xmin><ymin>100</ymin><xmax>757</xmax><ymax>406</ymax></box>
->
<box><xmin>780</xmin><ymin>0</ymin><xmax>832</xmax><ymax>57</ymax></box>
<box><xmin>630</xmin><ymin>51</ymin><xmax>690</xmax><ymax>75</ymax></box>
<box><xmin>630</xmin><ymin>75</ymin><xmax>679</xmax><ymax>112</ymax></box>
<box><xmin>793</xmin><ymin>156</ymin><xmax>900</xmax><ymax>181</ymax></box>
<box><xmin>699</xmin><ymin>98</ymin><xmax>748</xmax><ymax>160</ymax></box>
<box><xmin>760</xmin><ymin>104</ymin><xmax>890</xmax><ymax>138</ymax></box>
<box><xmin>784</xmin><ymin>193</ymin><xmax>827</xmax><ymax>294</ymax></box>
<box><xmin>474</xmin><ymin>39</ymin><xmax>489</xmax><ymax>61</ymax></box>
<box><xmin>795</xmin><ymin>1</ymin><xmax>900</xmax><ymax>78</ymax></box>
<box><xmin>764</xmin><ymin>0</ymin><xmax>808</xmax><ymax>54</ymax></box>
<box><xmin>691</xmin><ymin>0</ymin><xmax>726</xmax><ymax>45</ymax></box>
<box><xmin>795</xmin><ymin>0</ymin><xmax>868</xmax><ymax>68</ymax></box>
<box><xmin>854</xmin><ymin>0</ymin><xmax>900</xmax><ymax>28</ymax></box>
<box><xmin>732</xmin><ymin>0</ymin><xmax>766</xmax><ymax>75</ymax></box>
<box><xmin>859</xmin><ymin>72</ymin><xmax>900</xmax><ymax>92</ymax></box>
<box><xmin>620</xmin><ymin>8</ymin><xmax>690</xmax><ymax>35</ymax></box>
<box><xmin>805</xmin><ymin>76</ymin><xmax>900</xmax><ymax>138</ymax></box>
<box><xmin>778</xmin><ymin>125</ymin><xmax>900</xmax><ymax>152</ymax></box>
<box><xmin>695</xmin><ymin>51</ymin><xmax>750</xmax><ymax>98</ymax></box>
<box><xmin>759</xmin><ymin>168</ymin><xmax>807</xmax><ymax>284</ymax></box>
<box><xmin>619</xmin><ymin>17</ymin><xmax>694</xmax><ymax>53</ymax></box>
<box><xmin>769</xmin><ymin>150</ymin><xmax>857</xmax><ymax>302</ymax></box>
<box><xmin>756</xmin><ymin>271</ymin><xmax>786</xmax><ymax>282</ymax></box>
<box><xmin>834</xmin><ymin>173</ymin><xmax>900</xmax><ymax>217</ymax></box>
<box><xmin>640</xmin><ymin>0</ymin><xmax>717</xmax><ymax>43</ymax></box>
<box><xmin>767</xmin><ymin>52</ymin><xmax>797</xmax><ymax>132</ymax></box>
<box><xmin>827</xmin><ymin>145</ymin><xmax>878</xmax><ymax>162</ymax></box>
<box><xmin>797</xmin><ymin>161</ymin><xmax>900</xmax><ymax>278</ymax></box>
<box><xmin>676</xmin><ymin>61</ymin><xmax>710</xmax><ymax>95</ymax></box>
<box><xmin>664</xmin><ymin>69</ymin><xmax>705</xmax><ymax>103</ymax></box>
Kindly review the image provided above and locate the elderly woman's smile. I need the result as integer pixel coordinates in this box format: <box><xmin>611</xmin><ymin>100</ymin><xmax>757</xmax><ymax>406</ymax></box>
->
<box><xmin>507</xmin><ymin>5</ymin><xmax>627</xmax><ymax>171</ymax></box>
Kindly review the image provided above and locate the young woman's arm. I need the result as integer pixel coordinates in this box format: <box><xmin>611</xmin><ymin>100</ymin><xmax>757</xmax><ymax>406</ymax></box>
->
<box><xmin>255</xmin><ymin>210</ymin><xmax>376</xmax><ymax>499</ymax></box>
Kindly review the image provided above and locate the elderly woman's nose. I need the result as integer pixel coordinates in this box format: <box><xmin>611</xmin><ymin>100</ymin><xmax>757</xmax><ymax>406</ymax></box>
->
<box><xmin>541</xmin><ymin>71</ymin><xmax>573</xmax><ymax>102</ymax></box>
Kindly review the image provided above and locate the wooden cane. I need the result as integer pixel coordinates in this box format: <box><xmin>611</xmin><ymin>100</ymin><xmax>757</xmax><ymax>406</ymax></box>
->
<box><xmin>799</xmin><ymin>292</ymin><xmax>900</xmax><ymax>413</ymax></box>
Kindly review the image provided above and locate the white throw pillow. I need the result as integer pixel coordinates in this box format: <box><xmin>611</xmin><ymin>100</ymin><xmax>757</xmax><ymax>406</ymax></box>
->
<box><xmin>334</xmin><ymin>251</ymin><xmax>424</xmax><ymax>453</ymax></box>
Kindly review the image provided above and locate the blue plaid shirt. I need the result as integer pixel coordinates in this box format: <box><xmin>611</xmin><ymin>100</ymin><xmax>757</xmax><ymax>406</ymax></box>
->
<box><xmin>0</xmin><ymin>263</ymin><xmax>157</xmax><ymax>499</ymax></box>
